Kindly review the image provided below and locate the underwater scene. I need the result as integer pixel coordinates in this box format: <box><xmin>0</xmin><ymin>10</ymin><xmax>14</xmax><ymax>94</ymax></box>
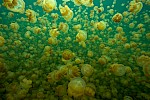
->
<box><xmin>0</xmin><ymin>0</ymin><xmax>150</xmax><ymax>100</ymax></box>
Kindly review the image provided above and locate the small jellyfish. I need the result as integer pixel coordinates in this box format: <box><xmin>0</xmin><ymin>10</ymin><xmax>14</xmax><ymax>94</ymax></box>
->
<box><xmin>59</xmin><ymin>5</ymin><xmax>74</xmax><ymax>21</ymax></box>
<box><xmin>62</xmin><ymin>49</ymin><xmax>74</xmax><ymax>61</ymax></box>
<box><xmin>136</xmin><ymin>55</ymin><xmax>150</xmax><ymax>67</ymax></box>
<box><xmin>25</xmin><ymin>9</ymin><xmax>37</xmax><ymax>23</ymax></box>
<box><xmin>3</xmin><ymin>0</ymin><xmax>25</xmax><ymax>14</ymax></box>
<box><xmin>112</xmin><ymin>13</ymin><xmax>123</xmax><ymax>22</ymax></box>
<box><xmin>110</xmin><ymin>64</ymin><xmax>126</xmax><ymax>76</ymax></box>
<box><xmin>81</xmin><ymin>64</ymin><xmax>94</xmax><ymax>77</ymax></box>
<box><xmin>143</xmin><ymin>61</ymin><xmax>150</xmax><ymax>77</ymax></box>
<box><xmin>0</xmin><ymin>36</ymin><xmax>5</xmax><ymax>47</ymax></box>
<box><xmin>129</xmin><ymin>0</ymin><xmax>143</xmax><ymax>14</ymax></box>
<box><xmin>42</xmin><ymin>0</ymin><xmax>57</xmax><ymax>13</ymax></box>
<box><xmin>94</xmin><ymin>21</ymin><xmax>106</xmax><ymax>30</ymax></box>
<box><xmin>68</xmin><ymin>77</ymin><xmax>86</xmax><ymax>98</ymax></box>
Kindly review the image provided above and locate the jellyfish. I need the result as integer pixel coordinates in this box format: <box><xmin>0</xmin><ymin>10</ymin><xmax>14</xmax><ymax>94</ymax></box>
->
<box><xmin>0</xmin><ymin>36</ymin><xmax>5</xmax><ymax>47</ymax></box>
<box><xmin>112</xmin><ymin>13</ymin><xmax>123</xmax><ymax>22</ymax></box>
<box><xmin>110</xmin><ymin>64</ymin><xmax>126</xmax><ymax>76</ymax></box>
<box><xmin>25</xmin><ymin>9</ymin><xmax>37</xmax><ymax>23</ymax></box>
<box><xmin>68</xmin><ymin>77</ymin><xmax>86</xmax><ymax>98</ymax></box>
<box><xmin>81</xmin><ymin>64</ymin><xmax>94</xmax><ymax>77</ymax></box>
<box><xmin>76</xmin><ymin>30</ymin><xmax>87</xmax><ymax>47</ymax></box>
<box><xmin>42</xmin><ymin>0</ymin><xmax>57</xmax><ymax>13</ymax></box>
<box><xmin>94</xmin><ymin>21</ymin><xmax>106</xmax><ymax>30</ymax></box>
<box><xmin>3</xmin><ymin>0</ymin><xmax>25</xmax><ymax>14</ymax></box>
<box><xmin>59</xmin><ymin>5</ymin><xmax>74</xmax><ymax>21</ymax></box>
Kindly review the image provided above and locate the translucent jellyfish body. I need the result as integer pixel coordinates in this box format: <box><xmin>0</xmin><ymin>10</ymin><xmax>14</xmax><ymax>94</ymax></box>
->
<box><xmin>76</xmin><ymin>30</ymin><xmax>87</xmax><ymax>47</ymax></box>
<box><xmin>68</xmin><ymin>77</ymin><xmax>86</xmax><ymax>98</ymax></box>
<box><xmin>143</xmin><ymin>61</ymin><xmax>150</xmax><ymax>77</ymax></box>
<box><xmin>112</xmin><ymin>13</ymin><xmax>123</xmax><ymax>22</ymax></box>
<box><xmin>110</xmin><ymin>64</ymin><xmax>126</xmax><ymax>76</ymax></box>
<box><xmin>81</xmin><ymin>64</ymin><xmax>94</xmax><ymax>77</ymax></box>
<box><xmin>136</xmin><ymin>55</ymin><xmax>150</xmax><ymax>67</ymax></box>
<box><xmin>58</xmin><ymin>22</ymin><xmax>69</xmax><ymax>33</ymax></box>
<box><xmin>84</xmin><ymin>83</ymin><xmax>96</xmax><ymax>97</ymax></box>
<box><xmin>3</xmin><ymin>0</ymin><xmax>25</xmax><ymax>14</ymax></box>
<box><xmin>49</xmin><ymin>28</ymin><xmax>59</xmax><ymax>38</ymax></box>
<box><xmin>94</xmin><ymin>21</ymin><xmax>106</xmax><ymax>30</ymax></box>
<box><xmin>10</xmin><ymin>22</ymin><xmax>20</xmax><ymax>32</ymax></box>
<box><xmin>129</xmin><ymin>1</ymin><xmax>143</xmax><ymax>14</ymax></box>
<box><xmin>73</xmin><ymin>0</ymin><xmax>93</xmax><ymax>7</ymax></box>
<box><xmin>59</xmin><ymin>5</ymin><xmax>74</xmax><ymax>21</ymax></box>
<box><xmin>62</xmin><ymin>49</ymin><xmax>74</xmax><ymax>60</ymax></box>
<box><xmin>25</xmin><ymin>9</ymin><xmax>37</xmax><ymax>23</ymax></box>
<box><xmin>42</xmin><ymin>0</ymin><xmax>57</xmax><ymax>13</ymax></box>
<box><xmin>0</xmin><ymin>36</ymin><xmax>5</xmax><ymax>46</ymax></box>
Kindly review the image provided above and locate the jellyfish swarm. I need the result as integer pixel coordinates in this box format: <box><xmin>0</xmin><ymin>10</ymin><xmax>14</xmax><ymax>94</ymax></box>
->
<box><xmin>68</xmin><ymin>77</ymin><xmax>86</xmax><ymax>98</ymax></box>
<box><xmin>42</xmin><ymin>0</ymin><xmax>57</xmax><ymax>13</ymax></box>
<box><xmin>3</xmin><ymin>0</ymin><xmax>25</xmax><ymax>14</ymax></box>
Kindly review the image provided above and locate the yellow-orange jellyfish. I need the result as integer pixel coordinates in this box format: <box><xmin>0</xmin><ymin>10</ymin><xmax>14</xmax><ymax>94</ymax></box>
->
<box><xmin>129</xmin><ymin>0</ymin><xmax>143</xmax><ymax>14</ymax></box>
<box><xmin>112</xmin><ymin>13</ymin><xmax>123</xmax><ymax>22</ymax></box>
<box><xmin>42</xmin><ymin>0</ymin><xmax>57</xmax><ymax>13</ymax></box>
<box><xmin>94</xmin><ymin>21</ymin><xmax>106</xmax><ymax>30</ymax></box>
<box><xmin>68</xmin><ymin>77</ymin><xmax>86</xmax><ymax>98</ymax></box>
<box><xmin>59</xmin><ymin>5</ymin><xmax>74</xmax><ymax>21</ymax></box>
<box><xmin>62</xmin><ymin>49</ymin><xmax>74</xmax><ymax>61</ymax></box>
<box><xmin>58</xmin><ymin>22</ymin><xmax>69</xmax><ymax>33</ymax></box>
<box><xmin>143</xmin><ymin>61</ymin><xmax>150</xmax><ymax>77</ymax></box>
<box><xmin>3</xmin><ymin>0</ymin><xmax>25</xmax><ymax>14</ymax></box>
<box><xmin>25</xmin><ymin>9</ymin><xmax>37</xmax><ymax>23</ymax></box>
<box><xmin>49</xmin><ymin>28</ymin><xmax>60</xmax><ymax>38</ymax></box>
<box><xmin>110</xmin><ymin>64</ymin><xmax>126</xmax><ymax>76</ymax></box>
<box><xmin>0</xmin><ymin>36</ymin><xmax>5</xmax><ymax>46</ymax></box>
<box><xmin>76</xmin><ymin>30</ymin><xmax>87</xmax><ymax>48</ymax></box>
<box><xmin>81</xmin><ymin>64</ymin><xmax>94</xmax><ymax>77</ymax></box>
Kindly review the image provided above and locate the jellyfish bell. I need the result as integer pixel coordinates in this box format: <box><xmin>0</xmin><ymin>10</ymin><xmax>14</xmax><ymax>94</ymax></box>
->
<box><xmin>143</xmin><ymin>61</ymin><xmax>150</xmax><ymax>77</ymax></box>
<box><xmin>110</xmin><ymin>64</ymin><xmax>126</xmax><ymax>76</ymax></box>
<box><xmin>81</xmin><ymin>64</ymin><xmax>94</xmax><ymax>77</ymax></box>
<box><xmin>94</xmin><ymin>21</ymin><xmax>106</xmax><ymax>30</ymax></box>
<box><xmin>112</xmin><ymin>13</ymin><xmax>123</xmax><ymax>23</ymax></box>
<box><xmin>68</xmin><ymin>77</ymin><xmax>86</xmax><ymax>98</ymax></box>
<box><xmin>3</xmin><ymin>0</ymin><xmax>25</xmax><ymax>14</ymax></box>
<box><xmin>0</xmin><ymin>36</ymin><xmax>5</xmax><ymax>47</ymax></box>
<box><xmin>42</xmin><ymin>0</ymin><xmax>57</xmax><ymax>13</ymax></box>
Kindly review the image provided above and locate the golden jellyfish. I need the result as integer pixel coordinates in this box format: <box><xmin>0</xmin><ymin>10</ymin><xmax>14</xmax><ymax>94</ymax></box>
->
<box><xmin>129</xmin><ymin>0</ymin><xmax>143</xmax><ymax>14</ymax></box>
<box><xmin>48</xmin><ymin>37</ymin><xmax>58</xmax><ymax>45</ymax></box>
<box><xmin>94</xmin><ymin>21</ymin><xmax>106</xmax><ymax>30</ymax></box>
<box><xmin>0</xmin><ymin>36</ymin><xmax>5</xmax><ymax>47</ymax></box>
<box><xmin>49</xmin><ymin>28</ymin><xmax>59</xmax><ymax>38</ymax></box>
<box><xmin>25</xmin><ymin>9</ymin><xmax>37</xmax><ymax>23</ymax></box>
<box><xmin>58</xmin><ymin>22</ymin><xmax>69</xmax><ymax>33</ymax></box>
<box><xmin>73</xmin><ymin>24</ymin><xmax>82</xmax><ymax>31</ymax></box>
<box><xmin>146</xmin><ymin>33</ymin><xmax>150</xmax><ymax>40</ymax></box>
<box><xmin>67</xmin><ymin>65</ymin><xmax>80</xmax><ymax>79</ymax></box>
<box><xmin>42</xmin><ymin>0</ymin><xmax>57</xmax><ymax>13</ymax></box>
<box><xmin>59</xmin><ymin>5</ymin><xmax>74</xmax><ymax>21</ymax></box>
<box><xmin>62</xmin><ymin>49</ymin><xmax>74</xmax><ymax>61</ymax></box>
<box><xmin>76</xmin><ymin>30</ymin><xmax>87</xmax><ymax>47</ymax></box>
<box><xmin>84</xmin><ymin>83</ymin><xmax>96</xmax><ymax>97</ymax></box>
<box><xmin>143</xmin><ymin>61</ymin><xmax>150</xmax><ymax>77</ymax></box>
<box><xmin>73</xmin><ymin>0</ymin><xmax>82</xmax><ymax>6</ymax></box>
<box><xmin>87</xmin><ymin>50</ymin><xmax>93</xmax><ymax>57</ymax></box>
<box><xmin>112</xmin><ymin>13</ymin><xmax>123</xmax><ymax>22</ymax></box>
<box><xmin>109</xmin><ymin>64</ymin><xmax>126</xmax><ymax>76</ymax></box>
<box><xmin>10</xmin><ymin>22</ymin><xmax>20</xmax><ymax>32</ymax></box>
<box><xmin>80</xmin><ymin>0</ymin><xmax>94</xmax><ymax>7</ymax></box>
<box><xmin>98</xmin><ymin>56</ymin><xmax>110</xmax><ymax>65</ymax></box>
<box><xmin>136</xmin><ymin>55</ymin><xmax>150</xmax><ymax>67</ymax></box>
<box><xmin>3</xmin><ymin>0</ymin><xmax>25</xmax><ymax>14</ymax></box>
<box><xmin>81</xmin><ymin>64</ymin><xmax>94</xmax><ymax>77</ymax></box>
<box><xmin>68</xmin><ymin>77</ymin><xmax>86</xmax><ymax>98</ymax></box>
<box><xmin>55</xmin><ymin>85</ymin><xmax>67</xmax><ymax>96</ymax></box>
<box><xmin>33</xmin><ymin>26</ymin><xmax>41</xmax><ymax>34</ymax></box>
